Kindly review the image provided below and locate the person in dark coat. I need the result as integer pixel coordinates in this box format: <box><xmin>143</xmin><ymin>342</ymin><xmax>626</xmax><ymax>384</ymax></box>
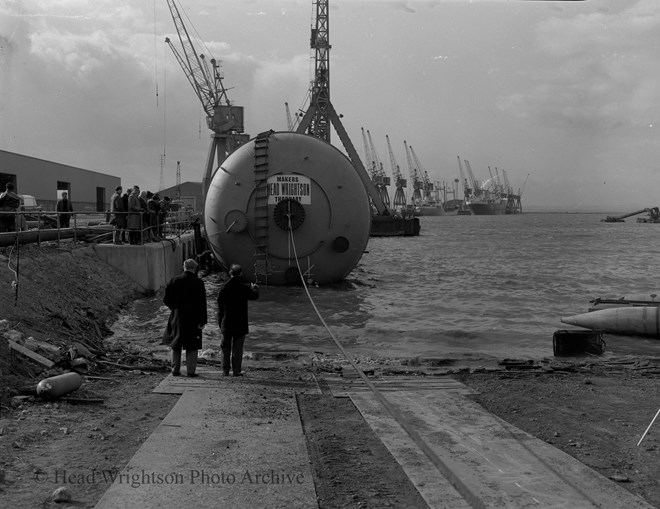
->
<box><xmin>127</xmin><ymin>186</ymin><xmax>143</xmax><ymax>244</ymax></box>
<box><xmin>158</xmin><ymin>196</ymin><xmax>171</xmax><ymax>238</ymax></box>
<box><xmin>163</xmin><ymin>258</ymin><xmax>208</xmax><ymax>377</ymax></box>
<box><xmin>56</xmin><ymin>191</ymin><xmax>74</xmax><ymax>228</ymax></box>
<box><xmin>147</xmin><ymin>192</ymin><xmax>161</xmax><ymax>241</ymax></box>
<box><xmin>217</xmin><ymin>264</ymin><xmax>259</xmax><ymax>376</ymax></box>
<box><xmin>139</xmin><ymin>190</ymin><xmax>153</xmax><ymax>242</ymax></box>
<box><xmin>121</xmin><ymin>188</ymin><xmax>129</xmax><ymax>213</ymax></box>
<box><xmin>0</xmin><ymin>182</ymin><xmax>20</xmax><ymax>232</ymax></box>
<box><xmin>110</xmin><ymin>185</ymin><xmax>126</xmax><ymax>244</ymax></box>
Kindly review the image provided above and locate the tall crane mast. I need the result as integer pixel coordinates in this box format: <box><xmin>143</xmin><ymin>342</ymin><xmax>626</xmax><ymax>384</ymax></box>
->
<box><xmin>494</xmin><ymin>167</ymin><xmax>504</xmax><ymax>193</ymax></box>
<box><xmin>285</xmin><ymin>102</ymin><xmax>294</xmax><ymax>131</ymax></box>
<box><xmin>165</xmin><ymin>0</ymin><xmax>248</xmax><ymax>197</ymax></box>
<box><xmin>295</xmin><ymin>0</ymin><xmax>389</xmax><ymax>216</ymax></box>
<box><xmin>484</xmin><ymin>166</ymin><xmax>497</xmax><ymax>193</ymax></box>
<box><xmin>298</xmin><ymin>0</ymin><xmax>331</xmax><ymax>142</ymax></box>
<box><xmin>409</xmin><ymin>145</ymin><xmax>436</xmax><ymax>204</ymax></box>
<box><xmin>403</xmin><ymin>141</ymin><xmax>423</xmax><ymax>205</ymax></box>
<box><xmin>361</xmin><ymin>128</ymin><xmax>374</xmax><ymax>176</ymax></box>
<box><xmin>175</xmin><ymin>160</ymin><xmax>181</xmax><ymax>200</ymax></box>
<box><xmin>366</xmin><ymin>130</ymin><xmax>383</xmax><ymax>180</ymax></box>
<box><xmin>501</xmin><ymin>169</ymin><xmax>510</xmax><ymax>193</ymax></box>
<box><xmin>366</xmin><ymin>130</ymin><xmax>390</xmax><ymax>208</ymax></box>
<box><xmin>519</xmin><ymin>172</ymin><xmax>530</xmax><ymax>197</ymax></box>
<box><xmin>457</xmin><ymin>156</ymin><xmax>471</xmax><ymax>199</ymax></box>
<box><xmin>386</xmin><ymin>135</ymin><xmax>407</xmax><ymax>210</ymax></box>
<box><xmin>465</xmin><ymin>160</ymin><xmax>481</xmax><ymax>196</ymax></box>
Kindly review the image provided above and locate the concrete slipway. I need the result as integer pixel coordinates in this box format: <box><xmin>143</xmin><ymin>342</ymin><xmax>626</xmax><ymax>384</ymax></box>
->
<box><xmin>94</xmin><ymin>366</ymin><xmax>653</xmax><ymax>509</ymax></box>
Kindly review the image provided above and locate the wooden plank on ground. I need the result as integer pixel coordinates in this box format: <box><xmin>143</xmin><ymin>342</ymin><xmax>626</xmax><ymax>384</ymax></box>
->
<box><xmin>8</xmin><ymin>339</ymin><xmax>55</xmax><ymax>368</ymax></box>
<box><xmin>350</xmin><ymin>390</ymin><xmax>655</xmax><ymax>509</ymax></box>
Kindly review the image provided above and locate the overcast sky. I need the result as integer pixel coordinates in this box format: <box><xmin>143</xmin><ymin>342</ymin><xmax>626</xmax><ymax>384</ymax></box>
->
<box><xmin>1</xmin><ymin>0</ymin><xmax>659</xmax><ymax>212</ymax></box>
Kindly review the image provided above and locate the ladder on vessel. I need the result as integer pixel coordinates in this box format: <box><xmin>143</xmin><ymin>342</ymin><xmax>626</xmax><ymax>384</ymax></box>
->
<box><xmin>253</xmin><ymin>130</ymin><xmax>272</xmax><ymax>284</ymax></box>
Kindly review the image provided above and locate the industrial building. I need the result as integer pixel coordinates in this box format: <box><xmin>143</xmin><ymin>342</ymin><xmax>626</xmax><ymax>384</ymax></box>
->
<box><xmin>157</xmin><ymin>181</ymin><xmax>203</xmax><ymax>211</ymax></box>
<box><xmin>0</xmin><ymin>150</ymin><xmax>121</xmax><ymax>212</ymax></box>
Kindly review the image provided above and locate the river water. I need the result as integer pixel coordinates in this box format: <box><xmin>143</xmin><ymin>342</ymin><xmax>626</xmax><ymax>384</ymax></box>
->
<box><xmin>110</xmin><ymin>213</ymin><xmax>660</xmax><ymax>364</ymax></box>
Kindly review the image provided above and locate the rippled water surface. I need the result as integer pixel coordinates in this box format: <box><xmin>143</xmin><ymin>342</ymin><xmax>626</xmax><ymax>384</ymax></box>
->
<box><xmin>111</xmin><ymin>213</ymin><xmax>660</xmax><ymax>363</ymax></box>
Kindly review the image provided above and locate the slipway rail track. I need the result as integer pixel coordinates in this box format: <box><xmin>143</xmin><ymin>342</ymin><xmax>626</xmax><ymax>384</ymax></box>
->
<box><xmin>93</xmin><ymin>369</ymin><xmax>653</xmax><ymax>508</ymax></box>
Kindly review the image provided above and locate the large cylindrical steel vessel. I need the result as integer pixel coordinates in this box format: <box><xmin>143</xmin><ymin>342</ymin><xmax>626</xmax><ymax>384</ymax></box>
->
<box><xmin>204</xmin><ymin>131</ymin><xmax>371</xmax><ymax>285</ymax></box>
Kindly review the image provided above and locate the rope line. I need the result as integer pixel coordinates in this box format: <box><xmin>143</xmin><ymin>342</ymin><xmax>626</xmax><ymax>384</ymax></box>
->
<box><xmin>285</xmin><ymin>217</ymin><xmax>599</xmax><ymax>507</ymax></box>
<box><xmin>285</xmin><ymin>215</ymin><xmax>487</xmax><ymax>509</ymax></box>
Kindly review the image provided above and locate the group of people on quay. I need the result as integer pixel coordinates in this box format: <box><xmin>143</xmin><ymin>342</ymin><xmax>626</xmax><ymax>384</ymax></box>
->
<box><xmin>0</xmin><ymin>181</ymin><xmax>113</xmax><ymax>232</ymax></box>
<box><xmin>110</xmin><ymin>185</ymin><xmax>173</xmax><ymax>245</ymax></box>
<box><xmin>0</xmin><ymin>182</ymin><xmax>77</xmax><ymax>231</ymax></box>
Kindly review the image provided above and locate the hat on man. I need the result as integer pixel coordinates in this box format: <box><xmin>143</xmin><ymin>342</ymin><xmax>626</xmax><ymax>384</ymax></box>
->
<box><xmin>229</xmin><ymin>264</ymin><xmax>242</xmax><ymax>277</ymax></box>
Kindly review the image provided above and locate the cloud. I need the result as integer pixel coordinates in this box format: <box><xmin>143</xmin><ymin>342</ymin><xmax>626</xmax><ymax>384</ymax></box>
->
<box><xmin>498</xmin><ymin>1</ymin><xmax>660</xmax><ymax>132</ymax></box>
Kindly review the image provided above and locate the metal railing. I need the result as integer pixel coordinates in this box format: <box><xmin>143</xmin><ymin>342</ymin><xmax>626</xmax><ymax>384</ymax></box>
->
<box><xmin>0</xmin><ymin>209</ymin><xmax>197</xmax><ymax>247</ymax></box>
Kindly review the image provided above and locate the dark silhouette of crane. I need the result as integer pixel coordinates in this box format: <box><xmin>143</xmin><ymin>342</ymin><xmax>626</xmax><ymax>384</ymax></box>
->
<box><xmin>295</xmin><ymin>0</ymin><xmax>390</xmax><ymax>217</ymax></box>
<box><xmin>387</xmin><ymin>135</ymin><xmax>407</xmax><ymax>211</ymax></box>
<box><xmin>362</xmin><ymin>129</ymin><xmax>391</xmax><ymax>208</ymax></box>
<box><xmin>164</xmin><ymin>0</ymin><xmax>249</xmax><ymax>197</ymax></box>
<box><xmin>404</xmin><ymin>141</ymin><xmax>423</xmax><ymax>206</ymax></box>
<box><xmin>285</xmin><ymin>102</ymin><xmax>294</xmax><ymax>131</ymax></box>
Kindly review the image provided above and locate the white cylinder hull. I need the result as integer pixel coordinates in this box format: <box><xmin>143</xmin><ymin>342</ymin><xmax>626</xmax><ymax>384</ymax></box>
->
<box><xmin>561</xmin><ymin>307</ymin><xmax>660</xmax><ymax>337</ymax></box>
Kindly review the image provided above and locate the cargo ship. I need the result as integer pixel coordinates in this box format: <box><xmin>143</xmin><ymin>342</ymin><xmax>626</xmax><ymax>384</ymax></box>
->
<box><xmin>457</xmin><ymin>157</ymin><xmax>523</xmax><ymax>215</ymax></box>
<box><xmin>420</xmin><ymin>205</ymin><xmax>444</xmax><ymax>216</ymax></box>
<box><xmin>466</xmin><ymin>195</ymin><xmax>508</xmax><ymax>215</ymax></box>
<box><xmin>419</xmin><ymin>200</ymin><xmax>444</xmax><ymax>216</ymax></box>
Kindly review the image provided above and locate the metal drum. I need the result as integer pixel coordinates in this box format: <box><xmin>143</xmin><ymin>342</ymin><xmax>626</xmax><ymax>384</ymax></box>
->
<box><xmin>204</xmin><ymin>131</ymin><xmax>371</xmax><ymax>285</ymax></box>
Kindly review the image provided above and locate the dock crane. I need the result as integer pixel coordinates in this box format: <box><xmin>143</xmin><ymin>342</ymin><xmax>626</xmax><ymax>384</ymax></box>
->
<box><xmin>285</xmin><ymin>102</ymin><xmax>294</xmax><ymax>131</ymax></box>
<box><xmin>284</xmin><ymin>102</ymin><xmax>298</xmax><ymax>132</ymax></box>
<box><xmin>366</xmin><ymin>130</ymin><xmax>391</xmax><ymax>208</ymax></box>
<box><xmin>486</xmin><ymin>166</ymin><xmax>496</xmax><ymax>192</ymax></box>
<box><xmin>519</xmin><ymin>173</ymin><xmax>530</xmax><ymax>198</ymax></box>
<box><xmin>457</xmin><ymin>156</ymin><xmax>471</xmax><ymax>200</ymax></box>
<box><xmin>164</xmin><ymin>0</ymin><xmax>248</xmax><ymax>198</ymax></box>
<box><xmin>361</xmin><ymin>128</ymin><xmax>374</xmax><ymax>175</ymax></box>
<box><xmin>295</xmin><ymin>0</ymin><xmax>390</xmax><ymax>217</ymax></box>
<box><xmin>501</xmin><ymin>168</ymin><xmax>512</xmax><ymax>195</ymax></box>
<box><xmin>361</xmin><ymin>128</ymin><xmax>385</xmax><ymax>210</ymax></box>
<box><xmin>410</xmin><ymin>145</ymin><xmax>438</xmax><ymax>207</ymax></box>
<box><xmin>495</xmin><ymin>167</ymin><xmax>505</xmax><ymax>194</ymax></box>
<box><xmin>175</xmin><ymin>160</ymin><xmax>181</xmax><ymax>200</ymax></box>
<box><xmin>386</xmin><ymin>135</ymin><xmax>407</xmax><ymax>211</ymax></box>
<box><xmin>465</xmin><ymin>160</ymin><xmax>482</xmax><ymax>198</ymax></box>
<box><xmin>360</xmin><ymin>128</ymin><xmax>385</xmax><ymax>200</ymax></box>
<box><xmin>403</xmin><ymin>141</ymin><xmax>423</xmax><ymax>206</ymax></box>
<box><xmin>501</xmin><ymin>168</ymin><xmax>523</xmax><ymax>214</ymax></box>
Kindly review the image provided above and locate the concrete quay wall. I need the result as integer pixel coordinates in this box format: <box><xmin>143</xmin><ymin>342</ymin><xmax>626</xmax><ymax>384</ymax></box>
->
<box><xmin>93</xmin><ymin>234</ymin><xmax>198</xmax><ymax>292</ymax></box>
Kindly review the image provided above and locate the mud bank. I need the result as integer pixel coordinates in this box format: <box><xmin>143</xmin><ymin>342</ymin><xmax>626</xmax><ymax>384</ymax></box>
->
<box><xmin>0</xmin><ymin>243</ymin><xmax>142</xmax><ymax>399</ymax></box>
